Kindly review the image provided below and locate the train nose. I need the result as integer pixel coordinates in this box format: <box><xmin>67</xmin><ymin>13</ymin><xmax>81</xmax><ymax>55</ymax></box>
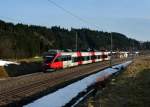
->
<box><xmin>42</xmin><ymin>63</ymin><xmax>50</xmax><ymax>70</ymax></box>
<box><xmin>42</xmin><ymin>63</ymin><xmax>55</xmax><ymax>72</ymax></box>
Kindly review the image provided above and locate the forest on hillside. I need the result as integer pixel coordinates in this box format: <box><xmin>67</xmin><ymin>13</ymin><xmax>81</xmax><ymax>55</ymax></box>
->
<box><xmin>0</xmin><ymin>20</ymin><xmax>149</xmax><ymax>58</ymax></box>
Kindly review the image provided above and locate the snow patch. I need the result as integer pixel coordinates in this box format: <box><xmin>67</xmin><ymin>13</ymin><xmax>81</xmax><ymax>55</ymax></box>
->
<box><xmin>0</xmin><ymin>60</ymin><xmax>19</xmax><ymax>66</ymax></box>
<box><xmin>112</xmin><ymin>61</ymin><xmax>132</xmax><ymax>70</ymax></box>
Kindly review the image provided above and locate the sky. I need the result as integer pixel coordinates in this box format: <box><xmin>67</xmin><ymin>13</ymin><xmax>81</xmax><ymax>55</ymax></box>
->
<box><xmin>0</xmin><ymin>0</ymin><xmax>150</xmax><ymax>41</ymax></box>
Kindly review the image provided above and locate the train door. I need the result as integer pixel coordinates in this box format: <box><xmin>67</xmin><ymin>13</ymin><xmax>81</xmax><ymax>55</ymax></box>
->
<box><xmin>103</xmin><ymin>52</ymin><xmax>109</xmax><ymax>60</ymax></box>
<box><xmin>71</xmin><ymin>52</ymin><xmax>78</xmax><ymax>67</ymax></box>
<box><xmin>90</xmin><ymin>51</ymin><xmax>95</xmax><ymax>63</ymax></box>
<box><xmin>62</xmin><ymin>55</ymin><xmax>72</xmax><ymax>68</ymax></box>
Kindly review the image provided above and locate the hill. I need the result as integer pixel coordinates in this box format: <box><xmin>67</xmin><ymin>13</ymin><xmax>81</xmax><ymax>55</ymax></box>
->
<box><xmin>0</xmin><ymin>20</ymin><xmax>149</xmax><ymax>58</ymax></box>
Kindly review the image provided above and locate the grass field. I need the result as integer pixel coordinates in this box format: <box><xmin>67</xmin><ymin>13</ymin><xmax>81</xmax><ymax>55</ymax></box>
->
<box><xmin>79</xmin><ymin>56</ymin><xmax>150</xmax><ymax>107</ymax></box>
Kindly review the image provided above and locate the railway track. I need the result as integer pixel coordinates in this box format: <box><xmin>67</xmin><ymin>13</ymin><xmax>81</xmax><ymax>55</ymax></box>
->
<box><xmin>0</xmin><ymin>58</ymin><xmax>129</xmax><ymax>106</ymax></box>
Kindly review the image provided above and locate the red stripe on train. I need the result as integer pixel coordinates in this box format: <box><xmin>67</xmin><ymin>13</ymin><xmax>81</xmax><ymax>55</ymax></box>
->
<box><xmin>51</xmin><ymin>62</ymin><xmax>63</xmax><ymax>69</ymax></box>
<box><xmin>77</xmin><ymin>51</ymin><xmax>82</xmax><ymax>65</ymax></box>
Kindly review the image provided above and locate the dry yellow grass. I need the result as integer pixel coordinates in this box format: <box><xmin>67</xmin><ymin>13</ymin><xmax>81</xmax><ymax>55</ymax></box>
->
<box><xmin>124</xmin><ymin>56</ymin><xmax>150</xmax><ymax>77</ymax></box>
<box><xmin>79</xmin><ymin>56</ymin><xmax>150</xmax><ymax>107</ymax></box>
<box><xmin>0</xmin><ymin>66</ymin><xmax>8</xmax><ymax>77</ymax></box>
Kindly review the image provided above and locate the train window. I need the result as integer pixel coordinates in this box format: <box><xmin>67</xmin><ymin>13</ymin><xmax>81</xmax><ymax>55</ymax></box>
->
<box><xmin>72</xmin><ymin>56</ymin><xmax>90</xmax><ymax>62</ymax></box>
<box><xmin>72</xmin><ymin>57</ymin><xmax>78</xmax><ymax>62</ymax></box>
<box><xmin>78</xmin><ymin>57</ymin><xmax>82</xmax><ymax>61</ymax></box>
<box><xmin>95</xmin><ymin>55</ymin><xmax>98</xmax><ymax>59</ymax></box>
<box><xmin>62</xmin><ymin>55</ymin><xmax>71</xmax><ymax>61</ymax></box>
<box><xmin>67</xmin><ymin>56</ymin><xmax>71</xmax><ymax>60</ymax></box>
<box><xmin>79</xmin><ymin>57</ymin><xmax>83</xmax><ymax>61</ymax></box>
<box><xmin>102</xmin><ymin>55</ymin><xmax>108</xmax><ymax>58</ymax></box>
<box><xmin>84</xmin><ymin>56</ymin><xmax>87</xmax><ymax>61</ymax></box>
<box><xmin>77</xmin><ymin>57</ymin><xmax>80</xmax><ymax>61</ymax></box>
<box><xmin>72</xmin><ymin>57</ymin><xmax>74</xmax><ymax>62</ymax></box>
<box><xmin>55</xmin><ymin>57</ymin><xmax>62</xmax><ymax>62</ymax></box>
<box><xmin>83</xmin><ymin>56</ymin><xmax>87</xmax><ymax>61</ymax></box>
<box><xmin>64</xmin><ymin>57</ymin><xmax>67</xmax><ymax>61</ymax></box>
<box><xmin>62</xmin><ymin>56</ymin><xmax>67</xmax><ymax>61</ymax></box>
<box><xmin>97</xmin><ymin>55</ymin><xmax>101</xmax><ymax>59</ymax></box>
<box><xmin>91</xmin><ymin>56</ymin><xmax>93</xmax><ymax>60</ymax></box>
<box><xmin>89</xmin><ymin>56</ymin><xmax>91</xmax><ymax>60</ymax></box>
<box><xmin>75</xmin><ymin>57</ymin><xmax>78</xmax><ymax>62</ymax></box>
<box><xmin>97</xmin><ymin>55</ymin><xmax>99</xmax><ymax>59</ymax></box>
<box><xmin>91</xmin><ymin>55</ymin><xmax>96</xmax><ymax>60</ymax></box>
<box><xmin>82</xmin><ymin>56</ymin><xmax>90</xmax><ymax>61</ymax></box>
<box><xmin>87</xmin><ymin>56</ymin><xmax>90</xmax><ymax>60</ymax></box>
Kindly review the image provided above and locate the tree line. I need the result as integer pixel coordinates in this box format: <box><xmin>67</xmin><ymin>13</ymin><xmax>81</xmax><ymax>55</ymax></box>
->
<box><xmin>0</xmin><ymin>20</ymin><xmax>149</xmax><ymax>58</ymax></box>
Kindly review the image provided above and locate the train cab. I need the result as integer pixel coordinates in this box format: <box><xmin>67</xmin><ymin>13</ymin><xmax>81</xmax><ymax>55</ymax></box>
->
<box><xmin>42</xmin><ymin>50</ymin><xmax>72</xmax><ymax>71</ymax></box>
<box><xmin>42</xmin><ymin>50</ymin><xmax>61</xmax><ymax>71</ymax></box>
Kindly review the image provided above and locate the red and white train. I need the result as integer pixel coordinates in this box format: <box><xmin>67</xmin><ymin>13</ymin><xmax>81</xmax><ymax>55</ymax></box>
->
<box><xmin>42</xmin><ymin>49</ymin><xmax>111</xmax><ymax>71</ymax></box>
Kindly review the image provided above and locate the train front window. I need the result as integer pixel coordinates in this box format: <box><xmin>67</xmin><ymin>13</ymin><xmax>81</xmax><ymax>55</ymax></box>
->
<box><xmin>44</xmin><ymin>56</ymin><xmax>54</xmax><ymax>63</ymax></box>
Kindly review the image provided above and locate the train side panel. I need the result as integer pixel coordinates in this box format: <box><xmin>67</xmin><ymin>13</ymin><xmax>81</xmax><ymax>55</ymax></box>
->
<box><xmin>95</xmin><ymin>52</ymin><xmax>103</xmax><ymax>62</ymax></box>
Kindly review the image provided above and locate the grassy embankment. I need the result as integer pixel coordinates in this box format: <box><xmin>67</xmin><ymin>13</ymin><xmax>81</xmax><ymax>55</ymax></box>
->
<box><xmin>0</xmin><ymin>56</ymin><xmax>43</xmax><ymax>77</ymax></box>
<box><xmin>0</xmin><ymin>66</ymin><xmax>8</xmax><ymax>77</ymax></box>
<box><xmin>80</xmin><ymin>56</ymin><xmax>150</xmax><ymax>107</ymax></box>
<box><xmin>12</xmin><ymin>56</ymin><xmax>43</xmax><ymax>63</ymax></box>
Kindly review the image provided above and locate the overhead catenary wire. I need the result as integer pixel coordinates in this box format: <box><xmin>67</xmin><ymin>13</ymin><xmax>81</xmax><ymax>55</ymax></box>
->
<box><xmin>0</xmin><ymin>1</ymin><xmax>101</xmax><ymax>30</ymax></box>
<box><xmin>0</xmin><ymin>15</ymin><xmax>33</xmax><ymax>25</ymax></box>
<box><xmin>0</xmin><ymin>16</ymin><xmax>20</xmax><ymax>23</ymax></box>
<box><xmin>47</xmin><ymin>0</ymin><xmax>101</xmax><ymax>30</ymax></box>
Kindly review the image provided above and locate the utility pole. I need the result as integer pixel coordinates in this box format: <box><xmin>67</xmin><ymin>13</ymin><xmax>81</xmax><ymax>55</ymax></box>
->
<box><xmin>132</xmin><ymin>40</ymin><xmax>134</xmax><ymax>60</ymax></box>
<box><xmin>110</xmin><ymin>32</ymin><xmax>113</xmax><ymax>67</ymax></box>
<box><xmin>75</xmin><ymin>32</ymin><xmax>78</xmax><ymax>51</ymax></box>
